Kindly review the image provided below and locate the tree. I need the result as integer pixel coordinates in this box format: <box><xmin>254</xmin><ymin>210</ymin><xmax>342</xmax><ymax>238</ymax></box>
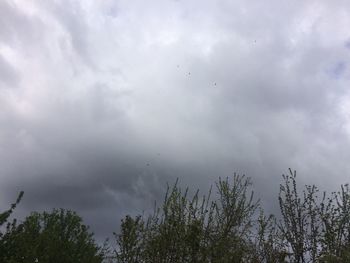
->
<box><xmin>0</xmin><ymin>208</ymin><xmax>105</xmax><ymax>263</ymax></box>
<box><xmin>0</xmin><ymin>191</ymin><xmax>23</xmax><ymax>227</ymax></box>
<box><xmin>4</xmin><ymin>169</ymin><xmax>350</xmax><ymax>262</ymax></box>
<box><xmin>278</xmin><ymin>169</ymin><xmax>320</xmax><ymax>263</ymax></box>
<box><xmin>115</xmin><ymin>169</ymin><xmax>350</xmax><ymax>263</ymax></box>
<box><xmin>318</xmin><ymin>184</ymin><xmax>350</xmax><ymax>261</ymax></box>
<box><xmin>278</xmin><ymin>169</ymin><xmax>350</xmax><ymax>262</ymax></box>
<box><xmin>251</xmin><ymin>211</ymin><xmax>288</xmax><ymax>262</ymax></box>
<box><xmin>115</xmin><ymin>174</ymin><xmax>259</xmax><ymax>263</ymax></box>
<box><xmin>0</xmin><ymin>191</ymin><xmax>24</xmax><ymax>259</ymax></box>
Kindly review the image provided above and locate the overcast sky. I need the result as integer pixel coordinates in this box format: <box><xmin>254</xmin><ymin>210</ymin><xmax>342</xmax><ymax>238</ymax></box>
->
<box><xmin>1</xmin><ymin>0</ymin><xmax>350</xmax><ymax>240</ymax></box>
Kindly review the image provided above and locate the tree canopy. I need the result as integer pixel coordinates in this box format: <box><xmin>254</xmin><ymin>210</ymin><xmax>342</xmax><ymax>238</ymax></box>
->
<box><xmin>2</xmin><ymin>169</ymin><xmax>350</xmax><ymax>262</ymax></box>
<box><xmin>0</xmin><ymin>208</ymin><xmax>104</xmax><ymax>263</ymax></box>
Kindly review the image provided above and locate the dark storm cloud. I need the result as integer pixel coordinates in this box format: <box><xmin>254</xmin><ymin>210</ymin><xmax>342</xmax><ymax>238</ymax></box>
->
<box><xmin>1</xmin><ymin>0</ymin><xmax>350</xmax><ymax>240</ymax></box>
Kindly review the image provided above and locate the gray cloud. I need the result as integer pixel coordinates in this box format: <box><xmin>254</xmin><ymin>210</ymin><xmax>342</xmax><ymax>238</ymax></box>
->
<box><xmin>1</xmin><ymin>0</ymin><xmax>350</xmax><ymax>241</ymax></box>
<box><xmin>0</xmin><ymin>55</ymin><xmax>19</xmax><ymax>87</ymax></box>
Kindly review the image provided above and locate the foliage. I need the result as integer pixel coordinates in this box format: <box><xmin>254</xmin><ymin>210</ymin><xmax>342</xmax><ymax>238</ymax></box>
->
<box><xmin>115</xmin><ymin>174</ymin><xmax>260</xmax><ymax>263</ymax></box>
<box><xmin>3</xmin><ymin>170</ymin><xmax>350</xmax><ymax>262</ymax></box>
<box><xmin>116</xmin><ymin>170</ymin><xmax>350</xmax><ymax>263</ymax></box>
<box><xmin>277</xmin><ymin>169</ymin><xmax>350</xmax><ymax>262</ymax></box>
<box><xmin>0</xmin><ymin>191</ymin><xmax>23</xmax><ymax>227</ymax></box>
<box><xmin>0</xmin><ymin>191</ymin><xmax>24</xmax><ymax>259</ymax></box>
<box><xmin>0</xmin><ymin>208</ymin><xmax>104</xmax><ymax>263</ymax></box>
<box><xmin>251</xmin><ymin>211</ymin><xmax>288</xmax><ymax>262</ymax></box>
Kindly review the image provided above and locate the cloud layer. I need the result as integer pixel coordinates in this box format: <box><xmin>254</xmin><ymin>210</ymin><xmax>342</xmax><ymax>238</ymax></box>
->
<box><xmin>1</xmin><ymin>0</ymin><xmax>350</xmax><ymax>239</ymax></box>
